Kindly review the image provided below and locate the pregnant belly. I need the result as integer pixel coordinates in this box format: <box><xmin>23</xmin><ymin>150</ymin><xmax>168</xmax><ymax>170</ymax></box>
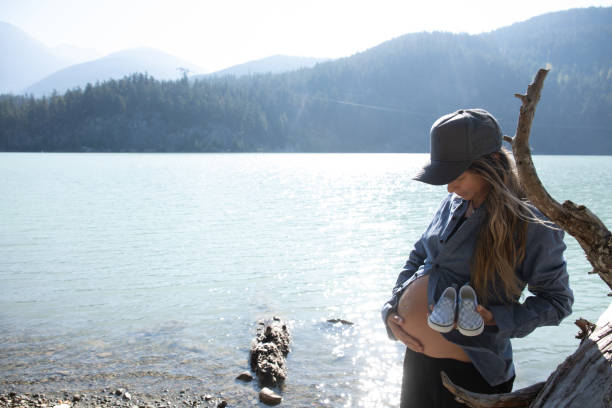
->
<box><xmin>397</xmin><ymin>275</ymin><xmax>470</xmax><ymax>362</ymax></box>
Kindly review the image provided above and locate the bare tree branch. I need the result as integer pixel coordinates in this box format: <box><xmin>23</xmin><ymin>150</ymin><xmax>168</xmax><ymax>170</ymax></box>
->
<box><xmin>505</xmin><ymin>68</ymin><xmax>612</xmax><ymax>290</ymax></box>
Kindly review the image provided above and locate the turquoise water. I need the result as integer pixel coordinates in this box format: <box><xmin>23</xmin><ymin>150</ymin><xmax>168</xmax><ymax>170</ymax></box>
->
<box><xmin>1</xmin><ymin>153</ymin><xmax>610</xmax><ymax>407</ymax></box>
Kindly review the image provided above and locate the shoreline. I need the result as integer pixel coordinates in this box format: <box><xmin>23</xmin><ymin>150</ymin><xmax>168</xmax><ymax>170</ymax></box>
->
<box><xmin>0</xmin><ymin>388</ymin><xmax>230</xmax><ymax>408</ymax></box>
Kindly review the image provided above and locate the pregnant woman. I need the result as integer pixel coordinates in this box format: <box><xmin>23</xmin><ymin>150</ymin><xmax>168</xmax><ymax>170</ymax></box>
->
<box><xmin>381</xmin><ymin>109</ymin><xmax>574</xmax><ymax>407</ymax></box>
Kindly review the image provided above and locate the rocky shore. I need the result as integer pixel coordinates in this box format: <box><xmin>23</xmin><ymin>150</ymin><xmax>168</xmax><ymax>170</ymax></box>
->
<box><xmin>0</xmin><ymin>388</ymin><xmax>230</xmax><ymax>408</ymax></box>
<box><xmin>1</xmin><ymin>316</ymin><xmax>344</xmax><ymax>407</ymax></box>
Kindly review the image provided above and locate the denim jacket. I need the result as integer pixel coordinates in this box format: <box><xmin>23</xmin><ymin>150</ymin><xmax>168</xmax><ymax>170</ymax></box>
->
<box><xmin>381</xmin><ymin>193</ymin><xmax>573</xmax><ymax>386</ymax></box>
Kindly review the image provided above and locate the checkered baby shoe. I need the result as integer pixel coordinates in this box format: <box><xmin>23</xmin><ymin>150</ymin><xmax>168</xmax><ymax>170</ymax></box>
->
<box><xmin>427</xmin><ymin>286</ymin><xmax>457</xmax><ymax>333</ymax></box>
<box><xmin>457</xmin><ymin>284</ymin><xmax>484</xmax><ymax>336</ymax></box>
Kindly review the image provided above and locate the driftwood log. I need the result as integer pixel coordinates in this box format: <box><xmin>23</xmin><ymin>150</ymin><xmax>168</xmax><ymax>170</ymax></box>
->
<box><xmin>249</xmin><ymin>316</ymin><xmax>291</xmax><ymax>387</ymax></box>
<box><xmin>441</xmin><ymin>372</ymin><xmax>545</xmax><ymax>408</ymax></box>
<box><xmin>442</xmin><ymin>69</ymin><xmax>612</xmax><ymax>407</ymax></box>
<box><xmin>530</xmin><ymin>303</ymin><xmax>612</xmax><ymax>407</ymax></box>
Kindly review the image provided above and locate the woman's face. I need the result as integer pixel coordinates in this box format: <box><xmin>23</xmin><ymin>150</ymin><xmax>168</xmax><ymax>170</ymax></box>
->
<box><xmin>446</xmin><ymin>170</ymin><xmax>490</xmax><ymax>207</ymax></box>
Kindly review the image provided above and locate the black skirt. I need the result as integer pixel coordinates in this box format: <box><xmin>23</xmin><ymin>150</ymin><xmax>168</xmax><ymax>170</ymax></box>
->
<box><xmin>400</xmin><ymin>347</ymin><xmax>514</xmax><ymax>408</ymax></box>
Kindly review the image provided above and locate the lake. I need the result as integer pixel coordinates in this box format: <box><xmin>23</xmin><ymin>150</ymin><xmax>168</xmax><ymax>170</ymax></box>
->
<box><xmin>1</xmin><ymin>153</ymin><xmax>610</xmax><ymax>407</ymax></box>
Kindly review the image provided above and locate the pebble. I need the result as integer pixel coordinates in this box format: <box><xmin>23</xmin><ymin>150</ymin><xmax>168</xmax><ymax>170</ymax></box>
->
<box><xmin>235</xmin><ymin>371</ymin><xmax>253</xmax><ymax>381</ymax></box>
<box><xmin>259</xmin><ymin>387</ymin><xmax>282</xmax><ymax>406</ymax></box>
<box><xmin>0</xmin><ymin>388</ymin><xmax>228</xmax><ymax>408</ymax></box>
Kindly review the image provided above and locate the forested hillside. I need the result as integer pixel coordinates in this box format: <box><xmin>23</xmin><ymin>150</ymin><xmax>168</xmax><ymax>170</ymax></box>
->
<box><xmin>1</xmin><ymin>7</ymin><xmax>611</xmax><ymax>153</ymax></box>
<box><xmin>200</xmin><ymin>55</ymin><xmax>329</xmax><ymax>78</ymax></box>
<box><xmin>23</xmin><ymin>48</ymin><xmax>205</xmax><ymax>97</ymax></box>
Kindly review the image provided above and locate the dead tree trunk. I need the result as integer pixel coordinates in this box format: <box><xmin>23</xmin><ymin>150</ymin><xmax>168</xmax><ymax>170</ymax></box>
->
<box><xmin>442</xmin><ymin>68</ymin><xmax>612</xmax><ymax>407</ymax></box>
<box><xmin>529</xmin><ymin>303</ymin><xmax>612</xmax><ymax>407</ymax></box>
<box><xmin>507</xmin><ymin>69</ymin><xmax>612</xmax><ymax>291</ymax></box>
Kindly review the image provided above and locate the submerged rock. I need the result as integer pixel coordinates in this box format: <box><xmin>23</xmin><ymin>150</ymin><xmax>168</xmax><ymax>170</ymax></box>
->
<box><xmin>236</xmin><ymin>371</ymin><xmax>253</xmax><ymax>382</ymax></box>
<box><xmin>327</xmin><ymin>318</ymin><xmax>354</xmax><ymax>325</ymax></box>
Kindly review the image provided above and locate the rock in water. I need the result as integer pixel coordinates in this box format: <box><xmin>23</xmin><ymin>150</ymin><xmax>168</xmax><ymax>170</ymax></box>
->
<box><xmin>249</xmin><ymin>316</ymin><xmax>291</xmax><ymax>386</ymax></box>
<box><xmin>259</xmin><ymin>387</ymin><xmax>282</xmax><ymax>406</ymax></box>
<box><xmin>236</xmin><ymin>371</ymin><xmax>253</xmax><ymax>381</ymax></box>
<box><xmin>327</xmin><ymin>318</ymin><xmax>354</xmax><ymax>325</ymax></box>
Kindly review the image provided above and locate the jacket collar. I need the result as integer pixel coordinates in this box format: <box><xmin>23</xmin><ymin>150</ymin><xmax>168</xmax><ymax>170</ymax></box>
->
<box><xmin>449</xmin><ymin>193</ymin><xmax>485</xmax><ymax>220</ymax></box>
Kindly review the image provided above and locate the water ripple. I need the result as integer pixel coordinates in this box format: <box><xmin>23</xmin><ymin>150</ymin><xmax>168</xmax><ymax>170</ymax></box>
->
<box><xmin>1</xmin><ymin>153</ymin><xmax>610</xmax><ymax>405</ymax></box>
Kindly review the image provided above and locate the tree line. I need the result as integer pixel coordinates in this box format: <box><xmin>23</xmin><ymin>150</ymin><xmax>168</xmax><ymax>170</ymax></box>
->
<box><xmin>1</xmin><ymin>7</ymin><xmax>611</xmax><ymax>154</ymax></box>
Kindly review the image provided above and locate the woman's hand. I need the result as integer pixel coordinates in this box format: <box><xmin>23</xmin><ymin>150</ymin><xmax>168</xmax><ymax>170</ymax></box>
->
<box><xmin>476</xmin><ymin>305</ymin><xmax>497</xmax><ymax>326</ymax></box>
<box><xmin>387</xmin><ymin>313</ymin><xmax>424</xmax><ymax>353</ymax></box>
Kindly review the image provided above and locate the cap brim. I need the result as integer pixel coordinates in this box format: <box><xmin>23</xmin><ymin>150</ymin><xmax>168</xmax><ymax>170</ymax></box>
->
<box><xmin>413</xmin><ymin>160</ymin><xmax>472</xmax><ymax>185</ymax></box>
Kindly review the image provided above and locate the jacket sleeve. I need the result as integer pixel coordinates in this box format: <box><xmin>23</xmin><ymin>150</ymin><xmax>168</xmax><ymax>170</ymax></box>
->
<box><xmin>488</xmin><ymin>224</ymin><xmax>574</xmax><ymax>339</ymax></box>
<box><xmin>381</xmin><ymin>237</ymin><xmax>427</xmax><ymax>340</ymax></box>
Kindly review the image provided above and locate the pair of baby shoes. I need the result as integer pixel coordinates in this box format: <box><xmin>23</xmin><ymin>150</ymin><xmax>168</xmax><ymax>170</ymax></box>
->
<box><xmin>427</xmin><ymin>284</ymin><xmax>484</xmax><ymax>336</ymax></box>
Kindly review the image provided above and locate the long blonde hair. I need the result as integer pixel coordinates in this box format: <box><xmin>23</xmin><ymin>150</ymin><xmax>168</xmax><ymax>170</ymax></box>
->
<box><xmin>468</xmin><ymin>148</ymin><xmax>538</xmax><ymax>305</ymax></box>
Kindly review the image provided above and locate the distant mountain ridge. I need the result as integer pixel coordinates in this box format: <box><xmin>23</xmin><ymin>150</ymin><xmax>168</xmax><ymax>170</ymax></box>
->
<box><xmin>1</xmin><ymin>7</ymin><xmax>611</xmax><ymax>154</ymax></box>
<box><xmin>201</xmin><ymin>55</ymin><xmax>329</xmax><ymax>78</ymax></box>
<box><xmin>0</xmin><ymin>20</ymin><xmax>328</xmax><ymax>96</ymax></box>
<box><xmin>272</xmin><ymin>6</ymin><xmax>612</xmax><ymax>153</ymax></box>
<box><xmin>0</xmin><ymin>22</ymin><xmax>210</xmax><ymax>95</ymax></box>
<box><xmin>484</xmin><ymin>6</ymin><xmax>612</xmax><ymax>72</ymax></box>
<box><xmin>24</xmin><ymin>47</ymin><xmax>206</xmax><ymax>96</ymax></box>
<box><xmin>0</xmin><ymin>21</ymin><xmax>71</xmax><ymax>94</ymax></box>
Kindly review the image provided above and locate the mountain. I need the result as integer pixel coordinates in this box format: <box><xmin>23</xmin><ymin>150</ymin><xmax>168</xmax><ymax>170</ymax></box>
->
<box><xmin>0</xmin><ymin>21</ymin><xmax>71</xmax><ymax>94</ymax></box>
<box><xmin>1</xmin><ymin>7</ymin><xmax>611</xmax><ymax>154</ymax></box>
<box><xmin>484</xmin><ymin>6</ymin><xmax>612</xmax><ymax>73</ymax></box>
<box><xmin>24</xmin><ymin>47</ymin><xmax>206</xmax><ymax>96</ymax></box>
<box><xmin>273</xmin><ymin>6</ymin><xmax>612</xmax><ymax>153</ymax></box>
<box><xmin>483</xmin><ymin>6</ymin><xmax>612</xmax><ymax>153</ymax></box>
<box><xmin>201</xmin><ymin>55</ymin><xmax>329</xmax><ymax>78</ymax></box>
<box><xmin>282</xmin><ymin>32</ymin><xmax>528</xmax><ymax>152</ymax></box>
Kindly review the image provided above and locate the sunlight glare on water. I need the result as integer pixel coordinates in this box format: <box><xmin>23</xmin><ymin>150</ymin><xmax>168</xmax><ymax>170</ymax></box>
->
<box><xmin>0</xmin><ymin>153</ymin><xmax>610</xmax><ymax>407</ymax></box>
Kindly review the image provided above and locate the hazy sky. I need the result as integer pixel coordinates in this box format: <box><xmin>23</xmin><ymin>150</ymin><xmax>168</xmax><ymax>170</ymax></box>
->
<box><xmin>2</xmin><ymin>0</ymin><xmax>612</xmax><ymax>72</ymax></box>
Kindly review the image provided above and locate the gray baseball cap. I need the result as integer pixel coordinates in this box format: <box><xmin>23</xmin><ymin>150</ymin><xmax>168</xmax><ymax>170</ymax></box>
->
<box><xmin>413</xmin><ymin>108</ymin><xmax>502</xmax><ymax>185</ymax></box>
